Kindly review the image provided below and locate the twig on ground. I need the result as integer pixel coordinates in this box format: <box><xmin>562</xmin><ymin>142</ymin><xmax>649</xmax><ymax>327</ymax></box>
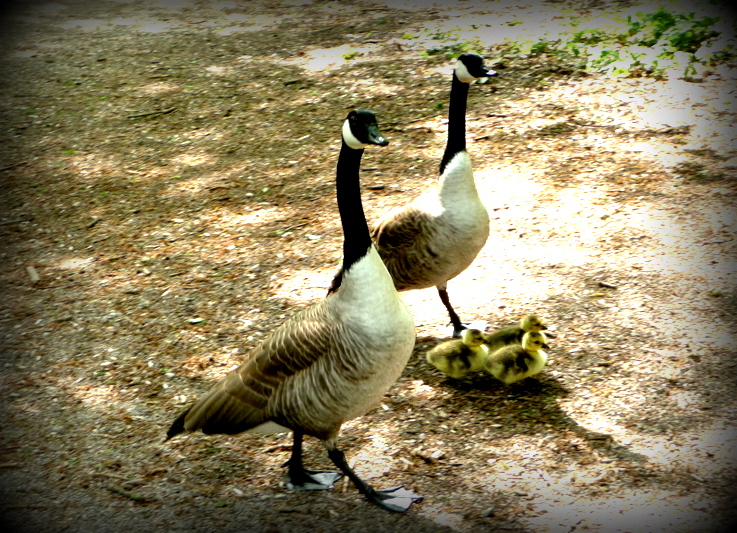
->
<box><xmin>128</xmin><ymin>107</ymin><xmax>176</xmax><ymax>119</ymax></box>
<box><xmin>0</xmin><ymin>161</ymin><xmax>28</xmax><ymax>172</ymax></box>
<box><xmin>107</xmin><ymin>484</ymin><xmax>149</xmax><ymax>502</ymax></box>
<box><xmin>279</xmin><ymin>222</ymin><xmax>309</xmax><ymax>233</ymax></box>
<box><xmin>0</xmin><ymin>219</ymin><xmax>30</xmax><ymax>226</ymax></box>
<box><xmin>568</xmin><ymin>119</ymin><xmax>622</xmax><ymax>128</ymax></box>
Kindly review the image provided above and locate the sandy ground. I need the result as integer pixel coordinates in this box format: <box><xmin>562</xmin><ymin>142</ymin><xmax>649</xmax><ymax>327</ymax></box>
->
<box><xmin>1</xmin><ymin>1</ymin><xmax>736</xmax><ymax>532</ymax></box>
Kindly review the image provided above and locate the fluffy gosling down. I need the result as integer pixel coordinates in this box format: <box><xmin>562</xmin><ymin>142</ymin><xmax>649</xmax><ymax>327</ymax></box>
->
<box><xmin>485</xmin><ymin>330</ymin><xmax>549</xmax><ymax>385</ymax></box>
<box><xmin>484</xmin><ymin>314</ymin><xmax>549</xmax><ymax>352</ymax></box>
<box><xmin>426</xmin><ymin>328</ymin><xmax>489</xmax><ymax>379</ymax></box>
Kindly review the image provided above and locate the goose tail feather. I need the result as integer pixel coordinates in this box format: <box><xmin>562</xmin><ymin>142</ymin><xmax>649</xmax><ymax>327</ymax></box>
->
<box><xmin>166</xmin><ymin>382</ymin><xmax>268</xmax><ymax>440</ymax></box>
<box><xmin>165</xmin><ymin>406</ymin><xmax>190</xmax><ymax>441</ymax></box>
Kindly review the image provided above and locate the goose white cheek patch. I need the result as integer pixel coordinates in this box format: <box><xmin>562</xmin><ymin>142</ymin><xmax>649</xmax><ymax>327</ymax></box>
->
<box><xmin>455</xmin><ymin>61</ymin><xmax>476</xmax><ymax>83</ymax></box>
<box><xmin>342</xmin><ymin>119</ymin><xmax>366</xmax><ymax>149</ymax></box>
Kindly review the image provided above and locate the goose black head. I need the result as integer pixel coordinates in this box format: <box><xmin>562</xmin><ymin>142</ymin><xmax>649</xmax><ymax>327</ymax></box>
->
<box><xmin>455</xmin><ymin>53</ymin><xmax>497</xmax><ymax>83</ymax></box>
<box><xmin>342</xmin><ymin>109</ymin><xmax>389</xmax><ymax>150</ymax></box>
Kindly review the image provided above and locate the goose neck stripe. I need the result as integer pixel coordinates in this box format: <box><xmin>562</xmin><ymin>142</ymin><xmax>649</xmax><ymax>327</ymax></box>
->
<box><xmin>439</xmin><ymin>74</ymin><xmax>469</xmax><ymax>176</ymax></box>
<box><xmin>336</xmin><ymin>143</ymin><xmax>372</xmax><ymax>271</ymax></box>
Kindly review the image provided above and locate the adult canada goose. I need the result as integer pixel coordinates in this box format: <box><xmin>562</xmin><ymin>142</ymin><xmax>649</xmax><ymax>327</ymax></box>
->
<box><xmin>166</xmin><ymin>110</ymin><xmax>420</xmax><ymax>513</ymax></box>
<box><xmin>425</xmin><ymin>328</ymin><xmax>488</xmax><ymax>379</ymax></box>
<box><xmin>484</xmin><ymin>330</ymin><xmax>549</xmax><ymax>385</ymax></box>
<box><xmin>483</xmin><ymin>314</ymin><xmax>549</xmax><ymax>352</ymax></box>
<box><xmin>329</xmin><ymin>53</ymin><xmax>496</xmax><ymax>337</ymax></box>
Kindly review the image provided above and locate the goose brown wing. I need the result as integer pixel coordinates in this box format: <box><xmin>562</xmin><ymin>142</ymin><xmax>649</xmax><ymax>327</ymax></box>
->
<box><xmin>329</xmin><ymin>207</ymin><xmax>432</xmax><ymax>294</ymax></box>
<box><xmin>243</xmin><ymin>304</ymin><xmax>336</xmax><ymax>389</ymax></box>
<box><xmin>168</xmin><ymin>303</ymin><xmax>336</xmax><ymax>437</ymax></box>
<box><xmin>371</xmin><ymin>206</ymin><xmax>433</xmax><ymax>252</ymax></box>
<box><xmin>371</xmin><ymin>207</ymin><xmax>441</xmax><ymax>290</ymax></box>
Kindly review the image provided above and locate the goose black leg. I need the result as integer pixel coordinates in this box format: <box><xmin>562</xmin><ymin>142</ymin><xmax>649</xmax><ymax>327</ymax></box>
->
<box><xmin>284</xmin><ymin>431</ymin><xmax>342</xmax><ymax>491</ymax></box>
<box><xmin>327</xmin><ymin>447</ymin><xmax>422</xmax><ymax>513</ymax></box>
<box><xmin>437</xmin><ymin>285</ymin><xmax>465</xmax><ymax>337</ymax></box>
<box><xmin>437</xmin><ymin>285</ymin><xmax>490</xmax><ymax>338</ymax></box>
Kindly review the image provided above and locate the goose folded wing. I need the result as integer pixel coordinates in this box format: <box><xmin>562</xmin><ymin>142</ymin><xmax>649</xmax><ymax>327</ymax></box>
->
<box><xmin>227</xmin><ymin>306</ymin><xmax>335</xmax><ymax>405</ymax></box>
<box><xmin>371</xmin><ymin>207</ymin><xmax>433</xmax><ymax>252</ymax></box>
<box><xmin>177</xmin><ymin>307</ymin><xmax>337</xmax><ymax>435</ymax></box>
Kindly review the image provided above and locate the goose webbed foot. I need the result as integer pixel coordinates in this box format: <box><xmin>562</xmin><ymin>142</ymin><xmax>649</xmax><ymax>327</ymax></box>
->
<box><xmin>449</xmin><ymin>320</ymin><xmax>490</xmax><ymax>338</ymax></box>
<box><xmin>285</xmin><ymin>430</ymin><xmax>342</xmax><ymax>491</ymax></box>
<box><xmin>285</xmin><ymin>467</ymin><xmax>342</xmax><ymax>492</ymax></box>
<box><xmin>327</xmin><ymin>447</ymin><xmax>421</xmax><ymax>513</ymax></box>
<box><xmin>366</xmin><ymin>485</ymin><xmax>423</xmax><ymax>513</ymax></box>
<box><xmin>450</xmin><ymin>323</ymin><xmax>466</xmax><ymax>338</ymax></box>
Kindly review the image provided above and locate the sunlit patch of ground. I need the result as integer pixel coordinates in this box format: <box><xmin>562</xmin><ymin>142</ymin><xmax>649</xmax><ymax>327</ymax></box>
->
<box><xmin>1</xmin><ymin>1</ymin><xmax>735</xmax><ymax>532</ymax></box>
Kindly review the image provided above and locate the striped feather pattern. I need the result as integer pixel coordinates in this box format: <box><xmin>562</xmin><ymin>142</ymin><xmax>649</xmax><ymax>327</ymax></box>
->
<box><xmin>170</xmin><ymin>251</ymin><xmax>415</xmax><ymax>442</ymax></box>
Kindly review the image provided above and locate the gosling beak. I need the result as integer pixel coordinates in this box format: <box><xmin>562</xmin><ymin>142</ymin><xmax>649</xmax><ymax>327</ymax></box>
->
<box><xmin>542</xmin><ymin>343</ymin><xmax>550</xmax><ymax>349</ymax></box>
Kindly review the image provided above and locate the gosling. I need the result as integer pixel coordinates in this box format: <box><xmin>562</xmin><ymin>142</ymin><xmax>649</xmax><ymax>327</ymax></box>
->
<box><xmin>426</xmin><ymin>328</ymin><xmax>488</xmax><ymax>379</ymax></box>
<box><xmin>484</xmin><ymin>314</ymin><xmax>549</xmax><ymax>352</ymax></box>
<box><xmin>484</xmin><ymin>330</ymin><xmax>549</xmax><ymax>385</ymax></box>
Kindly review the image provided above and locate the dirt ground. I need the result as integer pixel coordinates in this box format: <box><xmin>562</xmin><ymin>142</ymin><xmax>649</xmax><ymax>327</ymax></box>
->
<box><xmin>1</xmin><ymin>0</ymin><xmax>736</xmax><ymax>532</ymax></box>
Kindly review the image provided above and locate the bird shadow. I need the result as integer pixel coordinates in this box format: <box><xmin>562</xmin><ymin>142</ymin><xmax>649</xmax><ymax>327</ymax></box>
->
<box><xmin>406</xmin><ymin>340</ymin><xmax>648</xmax><ymax>466</ymax></box>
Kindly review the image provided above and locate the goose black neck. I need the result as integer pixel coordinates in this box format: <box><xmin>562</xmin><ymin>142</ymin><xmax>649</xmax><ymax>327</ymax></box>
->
<box><xmin>439</xmin><ymin>73</ymin><xmax>469</xmax><ymax>176</ymax></box>
<box><xmin>336</xmin><ymin>140</ymin><xmax>372</xmax><ymax>272</ymax></box>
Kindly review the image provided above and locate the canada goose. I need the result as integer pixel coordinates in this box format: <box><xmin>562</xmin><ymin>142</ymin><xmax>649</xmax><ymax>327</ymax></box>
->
<box><xmin>166</xmin><ymin>110</ymin><xmax>420</xmax><ymax>513</ymax></box>
<box><xmin>425</xmin><ymin>328</ymin><xmax>489</xmax><ymax>379</ymax></box>
<box><xmin>330</xmin><ymin>54</ymin><xmax>496</xmax><ymax>337</ymax></box>
<box><xmin>484</xmin><ymin>330</ymin><xmax>549</xmax><ymax>385</ymax></box>
<box><xmin>483</xmin><ymin>314</ymin><xmax>549</xmax><ymax>352</ymax></box>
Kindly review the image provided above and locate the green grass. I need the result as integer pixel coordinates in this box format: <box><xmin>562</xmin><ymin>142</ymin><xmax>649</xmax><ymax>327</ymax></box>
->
<box><xmin>516</xmin><ymin>6</ymin><xmax>735</xmax><ymax>78</ymax></box>
<box><xmin>422</xmin><ymin>5</ymin><xmax>734</xmax><ymax>79</ymax></box>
